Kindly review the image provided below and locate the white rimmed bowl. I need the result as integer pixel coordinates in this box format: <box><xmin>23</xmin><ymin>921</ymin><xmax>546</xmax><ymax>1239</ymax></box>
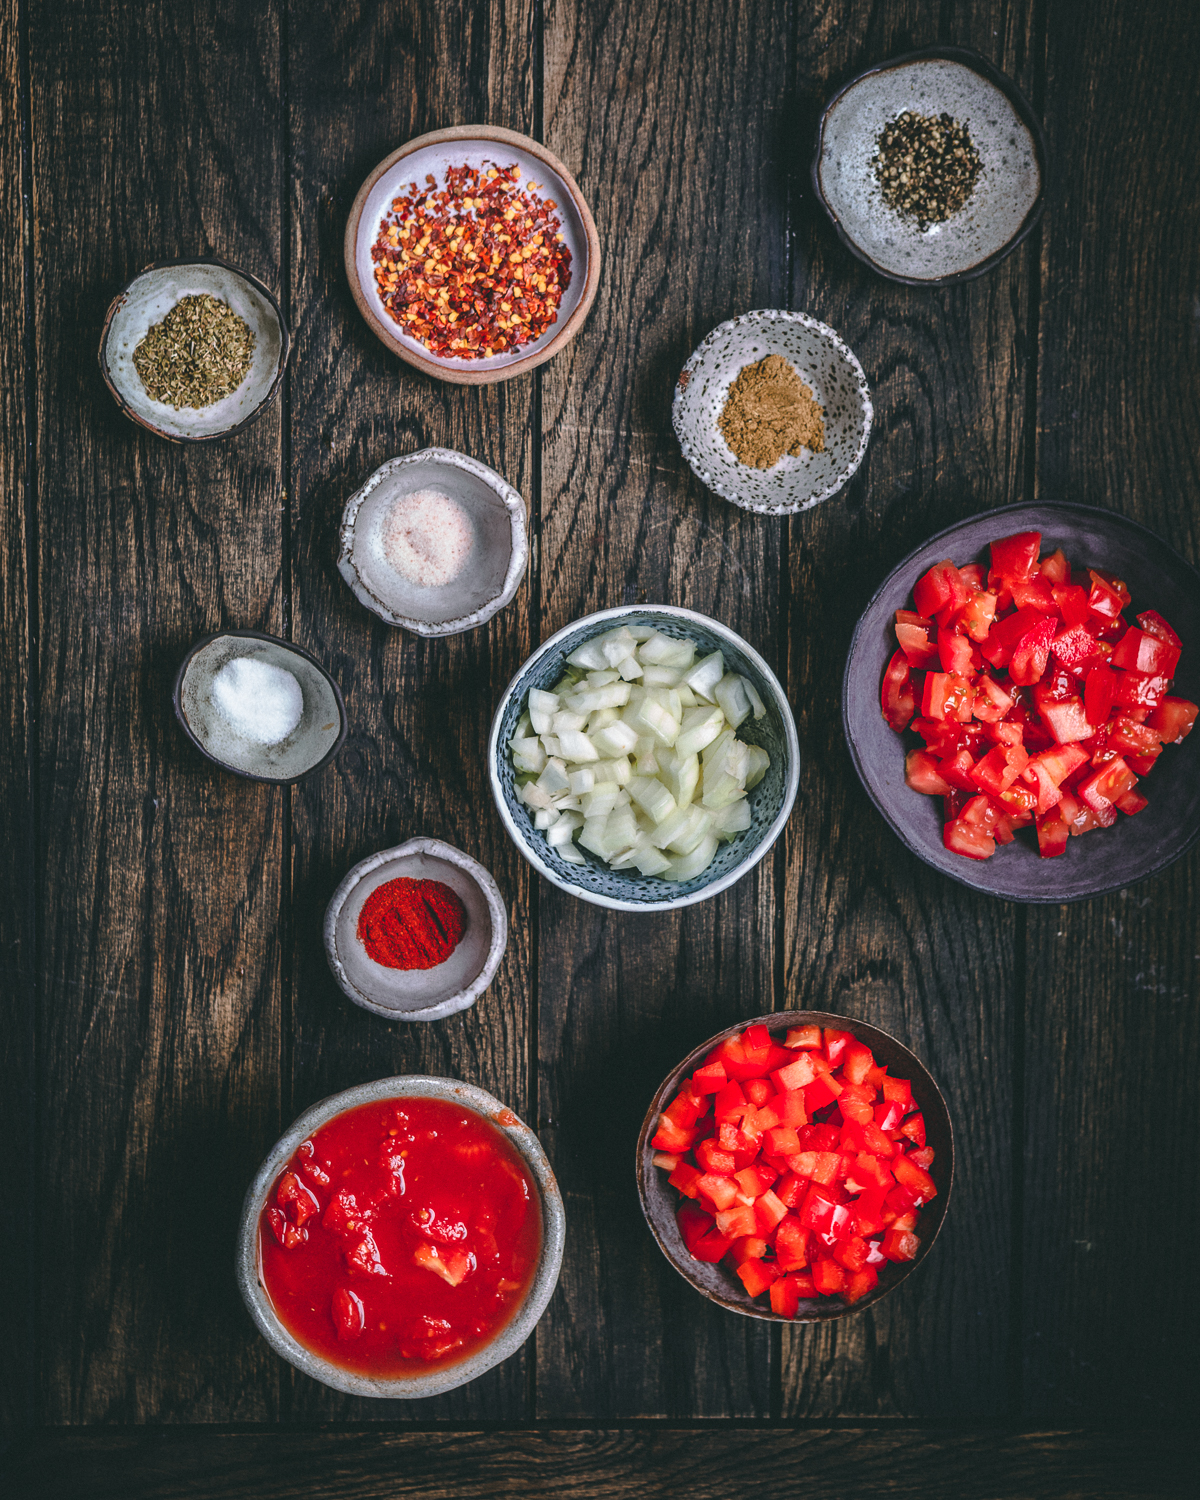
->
<box><xmin>324</xmin><ymin>837</ymin><xmax>508</xmax><ymax>1022</ymax></box>
<box><xmin>337</xmin><ymin>448</ymin><xmax>528</xmax><ymax>636</ymax></box>
<box><xmin>672</xmin><ymin>310</ymin><xmax>872</xmax><ymax>516</ymax></box>
<box><xmin>488</xmin><ymin>605</ymin><xmax>800</xmax><ymax>911</ymax></box>
<box><xmin>236</xmin><ymin>1075</ymin><xmax>565</xmax><ymax>1398</ymax></box>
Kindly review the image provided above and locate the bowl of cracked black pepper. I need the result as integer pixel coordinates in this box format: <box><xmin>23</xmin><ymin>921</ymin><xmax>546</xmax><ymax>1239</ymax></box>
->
<box><xmin>812</xmin><ymin>46</ymin><xmax>1047</xmax><ymax>286</ymax></box>
<box><xmin>672</xmin><ymin>310</ymin><xmax>872</xmax><ymax>516</ymax></box>
<box><xmin>100</xmin><ymin>257</ymin><xmax>289</xmax><ymax>441</ymax></box>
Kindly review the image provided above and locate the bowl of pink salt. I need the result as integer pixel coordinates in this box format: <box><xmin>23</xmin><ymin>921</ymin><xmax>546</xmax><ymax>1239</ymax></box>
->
<box><xmin>337</xmin><ymin>447</ymin><xmax>528</xmax><ymax>636</ymax></box>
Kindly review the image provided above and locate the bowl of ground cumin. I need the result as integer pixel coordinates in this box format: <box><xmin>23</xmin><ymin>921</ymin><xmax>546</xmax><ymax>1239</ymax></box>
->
<box><xmin>672</xmin><ymin>310</ymin><xmax>872</xmax><ymax>516</ymax></box>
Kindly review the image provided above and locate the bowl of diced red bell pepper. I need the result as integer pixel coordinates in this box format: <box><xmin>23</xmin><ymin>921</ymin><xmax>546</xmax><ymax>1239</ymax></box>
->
<box><xmin>636</xmin><ymin>1012</ymin><xmax>953</xmax><ymax>1321</ymax></box>
<box><xmin>843</xmin><ymin>502</ymin><xmax>1200</xmax><ymax>901</ymax></box>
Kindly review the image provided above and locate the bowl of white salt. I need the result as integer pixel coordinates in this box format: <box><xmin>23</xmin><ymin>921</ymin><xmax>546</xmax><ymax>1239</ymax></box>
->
<box><xmin>173</xmin><ymin>630</ymin><xmax>347</xmax><ymax>783</ymax></box>
<box><xmin>337</xmin><ymin>447</ymin><xmax>528</xmax><ymax>636</ymax></box>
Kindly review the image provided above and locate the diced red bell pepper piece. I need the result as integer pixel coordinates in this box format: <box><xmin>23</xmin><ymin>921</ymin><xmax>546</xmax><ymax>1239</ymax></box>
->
<box><xmin>892</xmin><ymin>1153</ymin><xmax>938</xmax><ymax>1203</ymax></box>
<box><xmin>1111</xmin><ymin>626</ymin><xmax>1181</xmax><ymax>678</ymax></box>
<box><xmin>1036</xmin><ymin>808</ymin><xmax>1069</xmax><ymax>858</ymax></box>
<box><xmin>769</xmin><ymin>1274</ymin><xmax>803</xmax><ymax>1318</ymax></box>
<box><xmin>874</xmin><ymin>1099</ymin><xmax>905</xmax><ymax>1134</ymax></box>
<box><xmin>943</xmin><ymin>816</ymin><xmax>995</xmax><ymax>860</ymax></box>
<box><xmin>774</xmin><ymin>1172</ymin><xmax>806</xmax><ymax>1209</ymax></box>
<box><xmin>763</xmin><ymin>1126</ymin><xmax>801</xmax><ymax>1157</ymax></box>
<box><xmin>715</xmin><ymin>1204</ymin><xmax>759</xmax><ymax>1240</ymax></box>
<box><xmin>837</xmin><ymin>1083</ymin><xmax>876</xmax><ymax>1126</ymax></box>
<box><xmin>988</xmin><ymin>530</ymin><xmax>1041</xmax><ymax>587</ymax></box>
<box><xmin>1146</xmin><ymin>697</ymin><xmax>1198</xmax><ymax>744</ymax></box>
<box><xmin>664</xmin><ymin>1084</ymin><xmax>706</xmax><ymax>1128</ymax></box>
<box><xmin>690</xmin><ymin>1060</ymin><xmax>727</xmax><ymax>1094</ymax></box>
<box><xmin>832</xmin><ymin>1234</ymin><xmax>870</xmax><ymax>1273</ymax></box>
<box><xmin>785</xmin><ymin>1025</ymin><xmax>822</xmax><ymax>1049</ymax></box>
<box><xmin>729</xmin><ymin>1235</ymin><xmax>769</xmax><ymax>1266</ymax></box>
<box><xmin>744</xmin><ymin>1078</ymin><xmax>772</xmax><ymax>1107</ymax></box>
<box><xmin>811</xmin><ymin>1257</ymin><xmax>847</xmax><ymax>1296</ymax></box>
<box><xmin>713</xmin><ymin>1081</ymin><xmax>748</xmax><ymax>1124</ymax></box>
<box><xmin>753</xmin><ymin>1188</ymin><xmax>789</xmax><ymax>1235</ymax></box>
<box><xmin>841</xmin><ymin>1041</ymin><xmax>876</xmax><ymax>1086</ymax></box>
<box><xmin>882</xmin><ymin>1075</ymin><xmax>914</xmax><ymax>1111</ymax></box>
<box><xmin>798</xmin><ymin>1183</ymin><xmax>841</xmax><ymax>1233</ymax></box>
<box><xmin>850</xmin><ymin>1184</ymin><xmax>888</xmax><ymax>1238</ymax></box>
<box><xmin>843</xmin><ymin>1266</ymin><xmax>880</xmax><ymax>1304</ymax></box>
<box><xmin>695</xmin><ymin>1173</ymin><xmax>739</xmax><ymax>1213</ymax></box>
<box><xmin>1008</xmin><ymin>615</ymin><xmax>1058</xmax><ymax>686</ymax></box>
<box><xmin>788</xmin><ymin>1150</ymin><xmax>842</xmax><ymax>1186</ymax></box>
<box><xmin>880</xmin><ymin>1228</ymin><xmax>920</xmax><ymax>1263</ymax></box>
<box><xmin>803</xmin><ymin>1074</ymin><xmax>842</xmax><ymax>1113</ymax></box>
<box><xmin>737</xmin><ymin>1258</ymin><xmax>781</xmax><ymax>1298</ymax></box>
<box><xmin>651</xmin><ymin>1115</ymin><xmax>698</xmax><ymax>1153</ymax></box>
<box><xmin>771</xmin><ymin>1054</ymin><xmax>817</xmax><ymax>1093</ymax></box>
<box><xmin>773</xmin><ymin>1215</ymin><xmax>810</xmax><ymax>1272</ymax></box>
<box><xmin>668</xmin><ymin>1161</ymin><xmax>703</xmax><ymax>1199</ymax></box>
<box><xmin>797</xmin><ymin>1123</ymin><xmax>841</xmax><ymax>1151</ymax></box>
<box><xmin>899</xmin><ymin>1111</ymin><xmax>926</xmax><ymax>1147</ymax></box>
<box><xmin>695</xmin><ymin>1138</ymin><xmax>737</xmax><ymax>1175</ymax></box>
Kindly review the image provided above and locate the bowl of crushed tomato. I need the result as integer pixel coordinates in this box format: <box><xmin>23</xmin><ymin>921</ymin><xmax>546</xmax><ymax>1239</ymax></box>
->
<box><xmin>636</xmin><ymin>1012</ymin><xmax>953</xmax><ymax>1321</ymax></box>
<box><xmin>237</xmin><ymin>1077</ymin><xmax>565</xmax><ymax>1397</ymax></box>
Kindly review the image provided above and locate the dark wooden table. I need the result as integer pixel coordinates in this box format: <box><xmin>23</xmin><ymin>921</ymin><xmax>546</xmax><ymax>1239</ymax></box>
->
<box><xmin>3</xmin><ymin>1</ymin><xmax>1196</xmax><ymax>1495</ymax></box>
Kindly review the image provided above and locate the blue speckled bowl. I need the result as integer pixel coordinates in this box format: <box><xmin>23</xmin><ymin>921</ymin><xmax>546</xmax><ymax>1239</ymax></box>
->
<box><xmin>488</xmin><ymin>606</ymin><xmax>800</xmax><ymax>911</ymax></box>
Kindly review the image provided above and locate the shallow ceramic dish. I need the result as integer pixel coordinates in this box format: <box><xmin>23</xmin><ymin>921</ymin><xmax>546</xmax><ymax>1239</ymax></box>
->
<box><xmin>324</xmin><ymin>837</ymin><xmax>508</xmax><ymax>1022</ymax></box>
<box><xmin>338</xmin><ymin>448</ymin><xmax>528</xmax><ymax>635</ymax></box>
<box><xmin>345</xmin><ymin>125</ymin><xmax>600</xmax><ymax>384</ymax></box>
<box><xmin>237</xmin><ymin>1075</ymin><xmax>565</xmax><ymax>1398</ymax></box>
<box><xmin>672</xmin><ymin>310</ymin><xmax>872</xmax><ymax>516</ymax></box>
<box><xmin>637</xmin><ymin>1010</ymin><xmax>953</xmax><ymax>1322</ymax></box>
<box><xmin>174</xmin><ymin>631</ymin><xmax>346</xmax><ymax>784</ymax></box>
<box><xmin>99</xmin><ymin>257</ymin><xmax>289</xmax><ymax>440</ymax></box>
<box><xmin>488</xmin><ymin>605</ymin><xmax>800</xmax><ymax>911</ymax></box>
<box><xmin>813</xmin><ymin>47</ymin><xmax>1046</xmax><ymax>286</ymax></box>
<box><xmin>843</xmin><ymin>502</ymin><xmax>1200</xmax><ymax>901</ymax></box>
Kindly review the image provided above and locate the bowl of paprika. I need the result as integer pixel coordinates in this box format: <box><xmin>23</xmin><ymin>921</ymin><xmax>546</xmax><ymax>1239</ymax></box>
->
<box><xmin>323</xmin><ymin>837</ymin><xmax>508</xmax><ymax>1022</ymax></box>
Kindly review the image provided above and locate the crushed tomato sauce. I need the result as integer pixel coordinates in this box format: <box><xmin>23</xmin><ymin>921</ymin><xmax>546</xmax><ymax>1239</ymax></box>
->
<box><xmin>259</xmin><ymin>1097</ymin><xmax>541</xmax><ymax>1375</ymax></box>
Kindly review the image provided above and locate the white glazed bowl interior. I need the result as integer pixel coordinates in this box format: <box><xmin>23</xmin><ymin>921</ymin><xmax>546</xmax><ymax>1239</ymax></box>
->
<box><xmin>324</xmin><ymin>837</ymin><xmax>508</xmax><ymax>1021</ymax></box>
<box><xmin>102</xmin><ymin>262</ymin><xmax>285</xmax><ymax>438</ymax></box>
<box><xmin>489</xmin><ymin>606</ymin><xmax>800</xmax><ymax>911</ymax></box>
<box><xmin>338</xmin><ymin>449</ymin><xmax>528</xmax><ymax>635</ymax></box>
<box><xmin>673</xmin><ymin>311</ymin><xmax>872</xmax><ymax>516</ymax></box>
<box><xmin>236</xmin><ymin>1075</ymin><xmax>566</xmax><ymax>1399</ymax></box>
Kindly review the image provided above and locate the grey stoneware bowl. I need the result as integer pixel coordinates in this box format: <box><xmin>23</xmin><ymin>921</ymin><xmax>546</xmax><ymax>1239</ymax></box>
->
<box><xmin>236</xmin><ymin>1075</ymin><xmax>566</xmax><ymax>1399</ymax></box>
<box><xmin>813</xmin><ymin>46</ymin><xmax>1047</xmax><ymax>286</ymax></box>
<box><xmin>843</xmin><ymin>502</ymin><xmax>1200</xmax><ymax>902</ymax></box>
<box><xmin>337</xmin><ymin>448</ymin><xmax>528</xmax><ymax>636</ymax></box>
<box><xmin>636</xmin><ymin>1010</ymin><xmax>953</xmax><ymax>1322</ymax></box>
<box><xmin>488</xmin><ymin>605</ymin><xmax>800</xmax><ymax>912</ymax></box>
<box><xmin>99</xmin><ymin>257</ymin><xmax>289</xmax><ymax>440</ymax></box>
<box><xmin>672</xmin><ymin>310</ymin><xmax>872</xmax><ymax>516</ymax></box>
<box><xmin>173</xmin><ymin>630</ymin><xmax>347</xmax><ymax>784</ymax></box>
<box><xmin>324</xmin><ymin>837</ymin><xmax>508</xmax><ymax>1022</ymax></box>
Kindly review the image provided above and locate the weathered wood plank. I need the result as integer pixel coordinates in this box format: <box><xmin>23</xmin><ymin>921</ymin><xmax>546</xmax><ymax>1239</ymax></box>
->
<box><xmin>28</xmin><ymin>0</ymin><xmax>286</xmax><ymax>1422</ymax></box>
<box><xmin>284</xmin><ymin>0</ymin><xmax>536</xmax><ymax>1422</ymax></box>
<box><xmin>1022</xmin><ymin>0</ymin><xmax>1200</xmax><ymax>1422</ymax></box>
<box><xmin>536</xmin><ymin>0</ymin><xmax>789</xmax><ymax>1418</ymax></box>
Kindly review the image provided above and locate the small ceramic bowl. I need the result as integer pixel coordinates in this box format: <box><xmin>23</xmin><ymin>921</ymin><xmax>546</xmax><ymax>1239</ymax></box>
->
<box><xmin>99</xmin><ymin>257</ymin><xmax>289</xmax><ymax>440</ymax></box>
<box><xmin>173</xmin><ymin>630</ymin><xmax>347</xmax><ymax>784</ymax></box>
<box><xmin>843</xmin><ymin>502</ymin><xmax>1200</xmax><ymax>901</ymax></box>
<box><xmin>672</xmin><ymin>310</ymin><xmax>872</xmax><ymax>516</ymax></box>
<box><xmin>488</xmin><ymin>605</ymin><xmax>800</xmax><ymax>912</ymax></box>
<box><xmin>237</xmin><ymin>1075</ymin><xmax>566</xmax><ymax>1398</ymax></box>
<box><xmin>637</xmin><ymin>1010</ymin><xmax>953</xmax><ymax>1322</ymax></box>
<box><xmin>338</xmin><ymin>448</ymin><xmax>528</xmax><ymax>636</ymax></box>
<box><xmin>345</xmin><ymin>125</ymin><xmax>600</xmax><ymax>384</ymax></box>
<box><xmin>813</xmin><ymin>47</ymin><xmax>1046</xmax><ymax>286</ymax></box>
<box><xmin>324</xmin><ymin>837</ymin><xmax>508</xmax><ymax>1022</ymax></box>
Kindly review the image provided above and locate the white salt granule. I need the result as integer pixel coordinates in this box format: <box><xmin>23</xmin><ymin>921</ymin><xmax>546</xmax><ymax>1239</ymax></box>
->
<box><xmin>382</xmin><ymin>487</ymin><xmax>474</xmax><ymax>588</ymax></box>
<box><xmin>210</xmin><ymin>656</ymin><xmax>304</xmax><ymax>745</ymax></box>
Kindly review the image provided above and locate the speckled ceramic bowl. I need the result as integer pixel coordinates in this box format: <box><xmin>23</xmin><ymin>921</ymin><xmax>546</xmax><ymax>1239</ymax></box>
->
<box><xmin>236</xmin><ymin>1075</ymin><xmax>565</xmax><ymax>1398</ymax></box>
<box><xmin>338</xmin><ymin>448</ymin><xmax>528</xmax><ymax>636</ymax></box>
<box><xmin>99</xmin><ymin>257</ymin><xmax>289</xmax><ymax>440</ymax></box>
<box><xmin>324</xmin><ymin>837</ymin><xmax>508</xmax><ymax>1022</ymax></box>
<box><xmin>672</xmin><ymin>311</ymin><xmax>872</xmax><ymax>516</ymax></box>
<box><xmin>173</xmin><ymin>630</ymin><xmax>346</xmax><ymax>784</ymax></box>
<box><xmin>813</xmin><ymin>47</ymin><xmax>1046</xmax><ymax>286</ymax></box>
<box><xmin>488</xmin><ymin>605</ymin><xmax>800</xmax><ymax>911</ymax></box>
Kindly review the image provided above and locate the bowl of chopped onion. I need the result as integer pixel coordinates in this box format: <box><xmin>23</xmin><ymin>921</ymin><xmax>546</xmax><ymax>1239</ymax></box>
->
<box><xmin>488</xmin><ymin>606</ymin><xmax>800</xmax><ymax>910</ymax></box>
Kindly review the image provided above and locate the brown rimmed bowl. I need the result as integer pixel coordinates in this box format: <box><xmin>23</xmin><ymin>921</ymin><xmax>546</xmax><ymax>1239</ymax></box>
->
<box><xmin>99</xmin><ymin>257</ymin><xmax>289</xmax><ymax>441</ymax></box>
<box><xmin>344</xmin><ymin>125</ymin><xmax>601</xmax><ymax>384</ymax></box>
<box><xmin>636</xmin><ymin>1010</ymin><xmax>953</xmax><ymax>1322</ymax></box>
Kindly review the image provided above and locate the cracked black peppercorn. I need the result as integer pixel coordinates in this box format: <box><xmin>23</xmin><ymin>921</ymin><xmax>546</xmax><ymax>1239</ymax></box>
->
<box><xmin>872</xmin><ymin>111</ymin><xmax>982</xmax><ymax>231</ymax></box>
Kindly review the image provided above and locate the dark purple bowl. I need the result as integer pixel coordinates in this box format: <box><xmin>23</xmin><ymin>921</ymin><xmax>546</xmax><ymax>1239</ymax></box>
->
<box><xmin>842</xmin><ymin>502</ymin><xmax>1200</xmax><ymax>902</ymax></box>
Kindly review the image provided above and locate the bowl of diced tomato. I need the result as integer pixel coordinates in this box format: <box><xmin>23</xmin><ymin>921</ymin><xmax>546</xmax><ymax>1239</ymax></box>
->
<box><xmin>843</xmin><ymin>502</ymin><xmax>1200</xmax><ymax>901</ymax></box>
<box><xmin>636</xmin><ymin>1012</ymin><xmax>953</xmax><ymax>1321</ymax></box>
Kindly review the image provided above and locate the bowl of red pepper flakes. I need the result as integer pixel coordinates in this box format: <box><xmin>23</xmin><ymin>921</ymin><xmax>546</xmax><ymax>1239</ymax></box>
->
<box><xmin>345</xmin><ymin>125</ymin><xmax>601</xmax><ymax>384</ymax></box>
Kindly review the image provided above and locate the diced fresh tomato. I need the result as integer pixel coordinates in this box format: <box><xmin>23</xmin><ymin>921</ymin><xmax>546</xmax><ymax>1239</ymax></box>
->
<box><xmin>895</xmin><ymin>613</ymin><xmax>939</xmax><ymax>668</ymax></box>
<box><xmin>1136</xmin><ymin>609</ymin><xmax>1181</xmax><ymax>647</ymax></box>
<box><xmin>1116</xmin><ymin>789</ymin><xmax>1149</xmax><ymax>815</ymax></box>
<box><xmin>1008</xmin><ymin>615</ymin><xmax>1057</xmax><ymax>686</ymax></box>
<box><xmin>881</xmin><ymin>648</ymin><xmax>916</xmax><ymax>731</ymax></box>
<box><xmin>1147</xmin><ymin>697</ymin><xmax>1197</xmax><ymax>744</ymax></box>
<box><xmin>1076</xmin><ymin>758</ymin><xmax>1138</xmax><ymax>814</ymax></box>
<box><xmin>1086</xmin><ymin>569</ymin><xmax>1128</xmax><ymax>621</ymax></box>
<box><xmin>1111</xmin><ymin>670</ymin><xmax>1170</xmax><ymax>710</ymax></box>
<box><xmin>988</xmin><ymin>531</ymin><xmax>1041</xmax><ymax>587</ymax></box>
<box><xmin>1035</xmin><ymin>808</ymin><xmax>1069</xmax><ymax>858</ymax></box>
<box><xmin>957</xmin><ymin>590</ymin><xmax>998</xmax><ymax>641</ymax></box>
<box><xmin>938</xmin><ymin>630</ymin><xmax>975</xmax><ymax>675</ymax></box>
<box><xmin>1111</xmin><ymin>626</ymin><xmax>1181</xmax><ymax>678</ymax></box>
<box><xmin>943</xmin><ymin>816</ymin><xmax>995</xmax><ymax>860</ymax></box>
<box><xmin>1038</xmin><ymin>548</ymin><xmax>1070</xmax><ymax>586</ymax></box>
<box><xmin>1053</xmin><ymin>584</ymin><xmax>1092</xmax><ymax>629</ymax></box>
<box><xmin>913</xmin><ymin>560</ymin><xmax>971</xmax><ymax>625</ymax></box>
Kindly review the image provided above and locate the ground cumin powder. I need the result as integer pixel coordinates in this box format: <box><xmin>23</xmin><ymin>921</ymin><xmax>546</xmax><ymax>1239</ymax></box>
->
<box><xmin>718</xmin><ymin>353</ymin><xmax>825</xmax><ymax>469</ymax></box>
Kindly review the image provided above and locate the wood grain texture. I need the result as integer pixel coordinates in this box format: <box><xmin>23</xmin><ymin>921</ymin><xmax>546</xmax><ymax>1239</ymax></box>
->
<box><xmin>284</xmin><ymin>0</ymin><xmax>537</xmax><ymax>1423</ymax></box>
<box><xmin>536</xmin><ymin>0</ymin><xmax>789</xmax><ymax>1418</ymax></box>
<box><xmin>779</xmin><ymin>1</ymin><xmax>1033</xmax><ymax>1417</ymax></box>
<box><xmin>28</xmin><ymin>0</ymin><xmax>286</xmax><ymax>1422</ymax></box>
<box><xmin>1021</xmin><ymin>0</ymin><xmax>1200</xmax><ymax>1422</ymax></box>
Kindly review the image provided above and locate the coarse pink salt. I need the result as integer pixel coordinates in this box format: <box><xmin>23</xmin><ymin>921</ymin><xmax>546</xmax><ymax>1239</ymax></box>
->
<box><xmin>381</xmin><ymin>488</ymin><xmax>474</xmax><ymax>589</ymax></box>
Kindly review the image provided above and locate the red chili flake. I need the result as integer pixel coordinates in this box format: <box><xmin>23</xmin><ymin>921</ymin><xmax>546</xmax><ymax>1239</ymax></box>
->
<box><xmin>356</xmin><ymin>877</ymin><xmax>467</xmax><ymax>970</ymax></box>
<box><xmin>370</xmin><ymin>160</ymin><xmax>573</xmax><ymax>359</ymax></box>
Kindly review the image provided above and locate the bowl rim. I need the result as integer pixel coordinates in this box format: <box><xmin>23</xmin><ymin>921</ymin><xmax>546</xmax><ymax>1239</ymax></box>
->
<box><xmin>672</xmin><ymin>308</ymin><xmax>874</xmax><ymax>515</ymax></box>
<box><xmin>236</xmin><ymin>1075</ymin><xmax>566</xmax><ymax>1398</ymax></box>
<box><xmin>810</xmin><ymin>44</ymin><xmax>1048</xmax><ymax>288</ymax></box>
<box><xmin>172</xmin><ymin>629</ymin><xmax>348</xmax><ymax>785</ymax></box>
<box><xmin>98</xmin><ymin>255</ymin><xmax>291</xmax><ymax>442</ymax></box>
<box><xmin>635</xmin><ymin>1008</ymin><xmax>954</xmax><ymax>1321</ymax></box>
<box><xmin>842</xmin><ymin>500</ymin><xmax>1200</xmax><ymax>901</ymax></box>
<box><xmin>487</xmin><ymin>604</ymin><xmax>801</xmax><ymax>911</ymax></box>
<box><xmin>337</xmin><ymin>446</ymin><xmax>530</xmax><ymax>635</ymax></box>
<box><xmin>343</xmin><ymin>124</ymin><xmax>602</xmax><ymax>385</ymax></box>
<box><xmin>322</xmin><ymin>836</ymin><xmax>509</xmax><ymax>1022</ymax></box>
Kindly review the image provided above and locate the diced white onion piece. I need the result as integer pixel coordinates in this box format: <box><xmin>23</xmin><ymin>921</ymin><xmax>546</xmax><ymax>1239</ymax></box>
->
<box><xmin>676</xmin><ymin>684</ymin><xmax>698</xmax><ymax>708</ymax></box>
<box><xmin>565</xmin><ymin>638</ymin><xmax>611</xmax><ymax>670</ymax></box>
<box><xmin>578</xmin><ymin>817</ymin><xmax>609</xmax><ymax>857</ymax></box>
<box><xmin>530</xmin><ymin>708</ymin><xmax>553</xmax><ymax>735</ymax></box>
<box><xmin>741</xmin><ymin>676</ymin><xmax>767</xmax><ymax>720</ymax></box>
<box><xmin>744</xmin><ymin>745</ymin><xmax>771</xmax><ymax>789</ymax></box>
<box><xmin>602</xmin><ymin>805</ymin><xmax>639</xmax><ymax>857</ymax></box>
<box><xmin>660</xmin><ymin>750</ymin><xmax>699</xmax><ymax>809</ymax></box>
<box><xmin>557</xmin><ymin>729</ymin><xmax>599</xmax><ymax>763</ymax></box>
<box><xmin>634</xmin><ymin>843</ymin><xmax>673</xmax><ymax>876</ymax></box>
<box><xmin>540</xmin><ymin>734</ymin><xmax>562</xmax><ymax>758</ymax></box>
<box><xmin>558</xmin><ymin>843</ymin><xmax>587</xmax><ymax>866</ymax></box>
<box><xmin>529</xmin><ymin>688</ymin><xmax>560</xmax><ymax>715</ymax></box>
<box><xmin>628</xmin><ymin>775</ymin><xmax>677</xmax><ymax>825</ymax></box>
<box><xmin>514</xmin><ymin>711</ymin><xmax>532</xmax><ymax>739</ymax></box>
<box><xmin>713</xmin><ymin>673</ymin><xmax>752</xmax><ymax>730</ymax></box>
<box><xmin>664</xmin><ymin>834</ymin><xmax>719</xmax><ymax>882</ymax></box>
<box><xmin>627</xmin><ymin>695</ymin><xmax>680</xmax><ymax>747</ymax></box>
<box><xmin>684</xmin><ymin>651</ymin><xmax>725</xmax><ymax>701</ymax></box>
<box><xmin>592</xmin><ymin>720</ymin><xmax>640</xmax><ymax>758</ymax></box>
<box><xmin>565</xmin><ymin>682</ymin><xmax>631</xmax><ymax>713</ymax></box>
<box><xmin>537</xmin><ymin>758</ymin><xmax>570</xmax><ymax>796</ymax></box>
<box><xmin>568</xmin><ymin>767</ymin><xmax>596</xmax><ymax>796</ymax></box>
<box><xmin>546</xmin><ymin>819</ymin><xmax>581</xmax><ymax>848</ymax></box>
<box><xmin>534</xmin><ymin>808</ymin><xmax>558</xmax><ymax>830</ymax></box>
<box><xmin>551</xmin><ymin>710</ymin><xmax>587</xmax><ymax>734</ymax></box>
<box><xmin>593</xmin><ymin>756</ymin><xmax>632</xmax><ymax>785</ymax></box>
<box><xmin>713</xmin><ymin>800</ymin><xmax>752</xmax><ymax>839</ymax></box>
<box><xmin>586</xmin><ymin>668</ymin><xmax>620</xmax><ymax>687</ymax></box>
<box><xmin>636</xmin><ymin>749</ymin><xmax>659</xmax><ymax>777</ymax></box>
<box><xmin>637</xmin><ymin>631</ymin><xmax>695</xmax><ymax>669</ymax></box>
<box><xmin>582</xmin><ymin>786</ymin><xmax>621</xmax><ymax>819</ymax></box>
<box><xmin>600</xmin><ymin>627</ymin><xmax>639</xmax><ymax>666</ymax></box>
<box><xmin>617</xmin><ymin>653</ymin><xmax>643</xmax><ymax>680</ymax></box>
<box><xmin>703</xmin><ymin>727</ymin><xmax>736</xmax><ymax>766</ymax></box>
<box><xmin>701</xmin><ymin>774</ymin><xmax>747</xmax><ymax>810</ymax></box>
<box><xmin>641</xmin><ymin>664</ymin><xmax>682</xmax><ymax>687</ymax></box>
<box><xmin>722</xmin><ymin>739</ymin><xmax>751</xmax><ymax>784</ymax></box>
<box><xmin>675</xmin><ymin>704</ymin><xmax>726</xmax><ymax>756</ymax></box>
<box><xmin>520</xmin><ymin>780</ymin><xmax>555</xmax><ymax>811</ymax></box>
<box><xmin>628</xmin><ymin>625</ymin><xmax>655</xmax><ymax>641</ymax></box>
<box><xmin>587</xmin><ymin>707</ymin><xmax>620</xmax><ymax>734</ymax></box>
<box><xmin>558</xmin><ymin>796</ymin><xmax>582</xmax><ymax>810</ymax></box>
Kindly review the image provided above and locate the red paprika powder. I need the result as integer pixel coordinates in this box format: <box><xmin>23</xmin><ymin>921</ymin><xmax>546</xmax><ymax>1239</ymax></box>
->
<box><xmin>356</xmin><ymin>877</ymin><xmax>466</xmax><ymax>970</ymax></box>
